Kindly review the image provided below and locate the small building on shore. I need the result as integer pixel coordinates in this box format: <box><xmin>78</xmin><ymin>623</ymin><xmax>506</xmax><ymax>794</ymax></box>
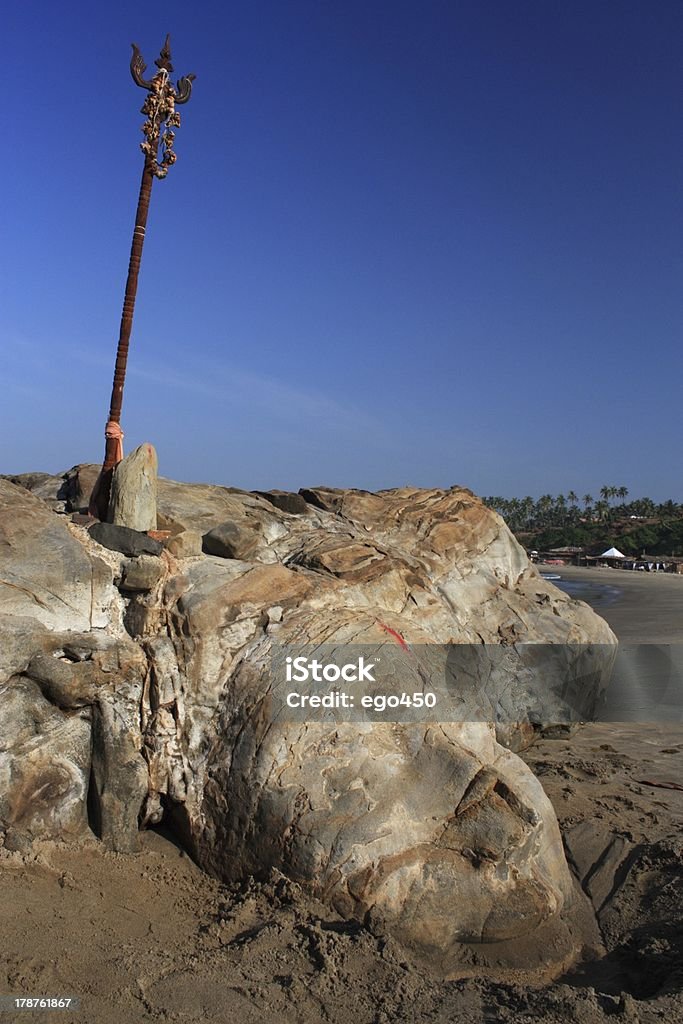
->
<box><xmin>533</xmin><ymin>545</ymin><xmax>587</xmax><ymax>566</ymax></box>
<box><xmin>585</xmin><ymin>552</ymin><xmax>683</xmax><ymax>573</ymax></box>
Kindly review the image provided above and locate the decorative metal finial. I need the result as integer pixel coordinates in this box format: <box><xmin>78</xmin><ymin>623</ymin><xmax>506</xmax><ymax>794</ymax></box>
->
<box><xmin>129</xmin><ymin>36</ymin><xmax>196</xmax><ymax>178</ymax></box>
<box><xmin>155</xmin><ymin>34</ymin><xmax>174</xmax><ymax>72</ymax></box>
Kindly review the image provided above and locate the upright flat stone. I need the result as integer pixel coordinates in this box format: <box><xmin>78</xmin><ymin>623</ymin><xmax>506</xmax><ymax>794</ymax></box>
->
<box><xmin>108</xmin><ymin>443</ymin><xmax>158</xmax><ymax>532</ymax></box>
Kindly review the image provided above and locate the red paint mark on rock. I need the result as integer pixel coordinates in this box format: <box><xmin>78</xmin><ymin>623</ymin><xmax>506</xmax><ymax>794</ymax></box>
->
<box><xmin>377</xmin><ymin>621</ymin><xmax>410</xmax><ymax>651</ymax></box>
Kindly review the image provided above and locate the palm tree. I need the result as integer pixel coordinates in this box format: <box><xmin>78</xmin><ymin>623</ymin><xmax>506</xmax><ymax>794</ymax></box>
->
<box><xmin>507</xmin><ymin>498</ymin><xmax>523</xmax><ymax>531</ymax></box>
<box><xmin>583</xmin><ymin>494</ymin><xmax>594</xmax><ymax>517</ymax></box>
<box><xmin>538</xmin><ymin>494</ymin><xmax>554</xmax><ymax>525</ymax></box>
<box><xmin>566</xmin><ymin>491</ymin><xmax>578</xmax><ymax>520</ymax></box>
<box><xmin>659</xmin><ymin>499</ymin><xmax>678</xmax><ymax>518</ymax></box>
<box><xmin>595</xmin><ymin>500</ymin><xmax>609</xmax><ymax>522</ymax></box>
<box><xmin>617</xmin><ymin>486</ymin><xmax>629</xmax><ymax>504</ymax></box>
<box><xmin>600</xmin><ymin>485</ymin><xmax>611</xmax><ymax>506</ymax></box>
<box><xmin>638</xmin><ymin>497</ymin><xmax>656</xmax><ymax>518</ymax></box>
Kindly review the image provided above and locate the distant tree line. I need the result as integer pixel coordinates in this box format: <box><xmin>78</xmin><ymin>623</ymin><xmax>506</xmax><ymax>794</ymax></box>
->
<box><xmin>483</xmin><ymin>486</ymin><xmax>683</xmax><ymax>557</ymax></box>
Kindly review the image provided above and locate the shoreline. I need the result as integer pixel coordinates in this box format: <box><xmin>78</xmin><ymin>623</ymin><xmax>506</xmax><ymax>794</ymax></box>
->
<box><xmin>539</xmin><ymin>563</ymin><xmax>683</xmax><ymax>643</ymax></box>
<box><xmin>541</xmin><ymin>565</ymin><xmax>683</xmax><ymax>722</ymax></box>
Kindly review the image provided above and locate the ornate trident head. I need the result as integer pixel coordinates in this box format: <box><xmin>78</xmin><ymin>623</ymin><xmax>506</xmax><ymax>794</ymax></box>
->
<box><xmin>130</xmin><ymin>35</ymin><xmax>196</xmax><ymax>179</ymax></box>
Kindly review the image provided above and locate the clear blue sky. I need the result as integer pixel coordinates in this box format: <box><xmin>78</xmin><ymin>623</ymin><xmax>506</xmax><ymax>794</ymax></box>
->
<box><xmin>3</xmin><ymin>1</ymin><xmax>682</xmax><ymax>499</ymax></box>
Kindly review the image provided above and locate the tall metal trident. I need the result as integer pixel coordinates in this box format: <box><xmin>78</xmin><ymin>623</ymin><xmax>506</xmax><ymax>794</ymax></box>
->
<box><xmin>90</xmin><ymin>36</ymin><xmax>195</xmax><ymax>518</ymax></box>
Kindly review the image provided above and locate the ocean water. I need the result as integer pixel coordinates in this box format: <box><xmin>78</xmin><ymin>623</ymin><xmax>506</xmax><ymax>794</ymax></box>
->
<box><xmin>550</xmin><ymin>577</ymin><xmax>622</xmax><ymax>609</ymax></box>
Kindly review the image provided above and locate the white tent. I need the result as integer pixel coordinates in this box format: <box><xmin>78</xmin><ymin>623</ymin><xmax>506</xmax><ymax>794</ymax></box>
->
<box><xmin>600</xmin><ymin>546</ymin><xmax>625</xmax><ymax>558</ymax></box>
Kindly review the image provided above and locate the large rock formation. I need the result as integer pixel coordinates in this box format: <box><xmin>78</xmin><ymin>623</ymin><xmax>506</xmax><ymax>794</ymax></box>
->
<box><xmin>0</xmin><ymin>472</ymin><xmax>617</xmax><ymax>975</ymax></box>
<box><xmin>0</xmin><ymin>480</ymin><xmax>148</xmax><ymax>852</ymax></box>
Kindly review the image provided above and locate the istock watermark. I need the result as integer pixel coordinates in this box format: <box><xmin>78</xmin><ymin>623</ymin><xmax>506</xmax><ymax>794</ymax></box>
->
<box><xmin>285</xmin><ymin>655</ymin><xmax>377</xmax><ymax>684</ymax></box>
<box><xmin>269</xmin><ymin>642</ymin><xmax>683</xmax><ymax>724</ymax></box>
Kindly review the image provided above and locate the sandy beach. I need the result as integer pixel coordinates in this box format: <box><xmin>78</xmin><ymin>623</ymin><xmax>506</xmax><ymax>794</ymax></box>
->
<box><xmin>542</xmin><ymin>564</ymin><xmax>683</xmax><ymax>643</ymax></box>
<box><xmin>2</xmin><ymin>725</ymin><xmax>681</xmax><ymax>1024</ymax></box>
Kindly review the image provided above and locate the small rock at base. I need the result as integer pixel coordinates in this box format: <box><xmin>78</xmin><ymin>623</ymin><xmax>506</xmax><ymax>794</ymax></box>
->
<box><xmin>119</xmin><ymin>555</ymin><xmax>164</xmax><ymax>592</ymax></box>
<box><xmin>166</xmin><ymin>530</ymin><xmax>203</xmax><ymax>558</ymax></box>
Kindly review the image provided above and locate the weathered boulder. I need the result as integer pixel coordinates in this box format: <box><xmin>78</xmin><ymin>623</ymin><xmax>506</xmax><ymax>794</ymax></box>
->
<box><xmin>155</xmin><ymin>478</ymin><xmax>289</xmax><ymax>553</ymax></box>
<box><xmin>108</xmin><ymin>443</ymin><xmax>158</xmax><ymax>531</ymax></box>
<box><xmin>0</xmin><ymin>470</ymin><xmax>68</xmax><ymax>505</ymax></box>
<box><xmin>254</xmin><ymin>489</ymin><xmax>310</xmax><ymax>515</ymax></box>
<box><xmin>192</xmin><ymin>624</ymin><xmax>579</xmax><ymax>964</ymax></box>
<box><xmin>22</xmin><ymin>632</ymin><xmax>149</xmax><ymax>851</ymax></box>
<box><xmin>1</xmin><ymin>474</ymin><xmax>617</xmax><ymax>973</ymax></box>
<box><xmin>130</xmin><ymin>482</ymin><xmax>616</xmax><ymax>973</ymax></box>
<box><xmin>202</xmin><ymin>521</ymin><xmax>263</xmax><ymax>560</ymax></box>
<box><xmin>1</xmin><ymin>463</ymin><xmax>101</xmax><ymax>513</ymax></box>
<box><xmin>64</xmin><ymin>463</ymin><xmax>100</xmax><ymax>513</ymax></box>
<box><xmin>155</xmin><ymin>479</ymin><xmax>257</xmax><ymax>534</ymax></box>
<box><xmin>0</xmin><ymin>481</ymin><xmax>114</xmax><ymax>645</ymax></box>
<box><xmin>0</xmin><ymin>471</ymin><xmax>58</xmax><ymax>492</ymax></box>
<box><xmin>0</xmin><ymin>674</ymin><xmax>91</xmax><ymax>848</ymax></box>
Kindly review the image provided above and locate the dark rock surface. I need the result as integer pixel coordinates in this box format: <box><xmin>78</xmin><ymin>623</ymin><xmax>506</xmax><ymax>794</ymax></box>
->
<box><xmin>254</xmin><ymin>489</ymin><xmax>310</xmax><ymax>515</ymax></box>
<box><xmin>89</xmin><ymin>521</ymin><xmax>163</xmax><ymax>557</ymax></box>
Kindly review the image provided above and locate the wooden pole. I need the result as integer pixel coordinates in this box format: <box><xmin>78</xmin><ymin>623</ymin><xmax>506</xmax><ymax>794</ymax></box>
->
<box><xmin>105</xmin><ymin>159</ymin><xmax>155</xmax><ymax>466</ymax></box>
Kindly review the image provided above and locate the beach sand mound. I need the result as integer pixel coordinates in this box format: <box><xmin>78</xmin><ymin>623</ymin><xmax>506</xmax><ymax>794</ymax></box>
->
<box><xmin>1</xmin><ymin>723</ymin><xmax>681</xmax><ymax>1022</ymax></box>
